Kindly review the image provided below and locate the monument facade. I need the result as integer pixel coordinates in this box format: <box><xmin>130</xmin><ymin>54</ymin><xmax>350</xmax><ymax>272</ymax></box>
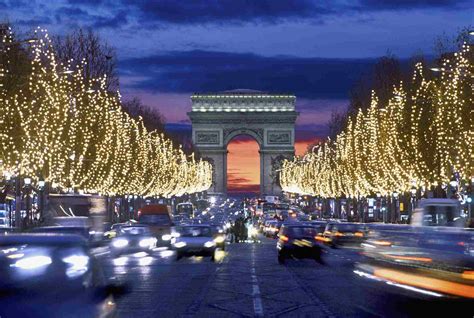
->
<box><xmin>188</xmin><ymin>90</ymin><xmax>298</xmax><ymax>196</ymax></box>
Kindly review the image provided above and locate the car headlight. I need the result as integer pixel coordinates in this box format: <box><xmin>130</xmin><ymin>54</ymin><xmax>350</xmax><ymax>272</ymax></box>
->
<box><xmin>174</xmin><ymin>241</ymin><xmax>187</xmax><ymax>248</ymax></box>
<box><xmin>12</xmin><ymin>255</ymin><xmax>52</xmax><ymax>270</ymax></box>
<box><xmin>204</xmin><ymin>241</ymin><xmax>215</xmax><ymax>248</ymax></box>
<box><xmin>63</xmin><ymin>254</ymin><xmax>89</xmax><ymax>278</ymax></box>
<box><xmin>214</xmin><ymin>236</ymin><xmax>225</xmax><ymax>244</ymax></box>
<box><xmin>112</xmin><ymin>238</ymin><xmax>129</xmax><ymax>248</ymax></box>
<box><xmin>162</xmin><ymin>234</ymin><xmax>172</xmax><ymax>241</ymax></box>
<box><xmin>139</xmin><ymin>238</ymin><xmax>156</xmax><ymax>248</ymax></box>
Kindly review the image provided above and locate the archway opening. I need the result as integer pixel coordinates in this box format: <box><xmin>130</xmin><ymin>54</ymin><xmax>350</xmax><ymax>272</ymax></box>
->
<box><xmin>227</xmin><ymin>135</ymin><xmax>260</xmax><ymax>197</ymax></box>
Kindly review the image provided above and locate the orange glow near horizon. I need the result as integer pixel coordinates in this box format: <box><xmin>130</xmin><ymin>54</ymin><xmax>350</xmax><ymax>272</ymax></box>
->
<box><xmin>227</xmin><ymin>136</ymin><xmax>317</xmax><ymax>193</ymax></box>
<box><xmin>227</xmin><ymin>136</ymin><xmax>260</xmax><ymax>193</ymax></box>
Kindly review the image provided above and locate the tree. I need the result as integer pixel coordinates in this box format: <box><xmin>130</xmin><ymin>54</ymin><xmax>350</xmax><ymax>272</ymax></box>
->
<box><xmin>53</xmin><ymin>29</ymin><xmax>119</xmax><ymax>91</ymax></box>
<box><xmin>0</xmin><ymin>22</ymin><xmax>32</xmax><ymax>98</ymax></box>
<box><xmin>434</xmin><ymin>26</ymin><xmax>473</xmax><ymax>58</ymax></box>
<box><xmin>122</xmin><ymin>97</ymin><xmax>165</xmax><ymax>133</ymax></box>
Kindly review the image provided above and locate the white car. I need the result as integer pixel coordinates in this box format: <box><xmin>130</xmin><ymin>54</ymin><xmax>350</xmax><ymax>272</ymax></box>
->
<box><xmin>0</xmin><ymin>217</ymin><xmax>8</xmax><ymax>228</ymax></box>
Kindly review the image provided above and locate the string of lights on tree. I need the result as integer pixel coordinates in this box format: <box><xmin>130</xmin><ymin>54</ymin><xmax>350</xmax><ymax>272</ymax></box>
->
<box><xmin>0</xmin><ymin>28</ymin><xmax>213</xmax><ymax>197</ymax></box>
<box><xmin>280</xmin><ymin>43</ymin><xmax>472</xmax><ymax>198</ymax></box>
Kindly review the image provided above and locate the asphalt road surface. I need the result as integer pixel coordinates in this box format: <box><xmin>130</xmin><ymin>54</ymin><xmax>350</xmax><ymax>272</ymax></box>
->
<box><xmin>99</xmin><ymin>237</ymin><xmax>473</xmax><ymax>318</ymax></box>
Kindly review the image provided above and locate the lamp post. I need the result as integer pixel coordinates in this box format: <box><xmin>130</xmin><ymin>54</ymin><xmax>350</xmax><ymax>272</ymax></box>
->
<box><xmin>392</xmin><ymin>191</ymin><xmax>399</xmax><ymax>223</ymax></box>
<box><xmin>449</xmin><ymin>175</ymin><xmax>458</xmax><ymax>199</ymax></box>
<box><xmin>38</xmin><ymin>180</ymin><xmax>45</xmax><ymax>223</ymax></box>
<box><xmin>23</xmin><ymin>177</ymin><xmax>31</xmax><ymax>227</ymax></box>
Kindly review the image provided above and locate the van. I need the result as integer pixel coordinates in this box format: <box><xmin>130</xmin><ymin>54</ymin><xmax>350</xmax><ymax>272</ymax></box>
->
<box><xmin>137</xmin><ymin>204</ymin><xmax>173</xmax><ymax>246</ymax></box>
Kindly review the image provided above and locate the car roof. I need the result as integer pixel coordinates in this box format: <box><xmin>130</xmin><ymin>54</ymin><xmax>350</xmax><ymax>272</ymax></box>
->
<box><xmin>0</xmin><ymin>233</ymin><xmax>87</xmax><ymax>246</ymax></box>
<box><xmin>121</xmin><ymin>224</ymin><xmax>149</xmax><ymax>228</ymax></box>
<box><xmin>281</xmin><ymin>223</ymin><xmax>315</xmax><ymax>228</ymax></box>
<box><xmin>31</xmin><ymin>226</ymin><xmax>88</xmax><ymax>231</ymax></box>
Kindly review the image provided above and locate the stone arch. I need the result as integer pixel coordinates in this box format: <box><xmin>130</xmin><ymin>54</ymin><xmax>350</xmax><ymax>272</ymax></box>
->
<box><xmin>223</xmin><ymin>128</ymin><xmax>264</xmax><ymax>148</ymax></box>
<box><xmin>188</xmin><ymin>91</ymin><xmax>298</xmax><ymax>196</ymax></box>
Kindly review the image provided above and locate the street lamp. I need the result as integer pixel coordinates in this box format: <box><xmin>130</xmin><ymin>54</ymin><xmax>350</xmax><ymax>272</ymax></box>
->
<box><xmin>467</xmin><ymin>197</ymin><xmax>472</xmax><ymax>221</ymax></box>
<box><xmin>392</xmin><ymin>191</ymin><xmax>399</xmax><ymax>223</ymax></box>
<box><xmin>410</xmin><ymin>186</ymin><xmax>417</xmax><ymax>220</ymax></box>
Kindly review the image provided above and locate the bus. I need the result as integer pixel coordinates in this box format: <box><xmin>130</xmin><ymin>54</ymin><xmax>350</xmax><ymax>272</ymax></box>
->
<box><xmin>176</xmin><ymin>202</ymin><xmax>194</xmax><ymax>218</ymax></box>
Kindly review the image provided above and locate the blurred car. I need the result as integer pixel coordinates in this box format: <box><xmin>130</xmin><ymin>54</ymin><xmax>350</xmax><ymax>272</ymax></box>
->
<box><xmin>356</xmin><ymin>200</ymin><xmax>474</xmax><ymax>299</ymax></box>
<box><xmin>0</xmin><ymin>217</ymin><xmax>8</xmax><ymax>228</ymax></box>
<box><xmin>322</xmin><ymin>222</ymin><xmax>367</xmax><ymax>247</ymax></box>
<box><xmin>277</xmin><ymin>224</ymin><xmax>324</xmax><ymax>264</ymax></box>
<box><xmin>0</xmin><ymin>233</ymin><xmax>128</xmax><ymax>318</ymax></box>
<box><xmin>110</xmin><ymin>224</ymin><xmax>157</xmax><ymax>256</ymax></box>
<box><xmin>264</xmin><ymin>220</ymin><xmax>282</xmax><ymax>238</ymax></box>
<box><xmin>172</xmin><ymin>225</ymin><xmax>216</xmax><ymax>261</ymax></box>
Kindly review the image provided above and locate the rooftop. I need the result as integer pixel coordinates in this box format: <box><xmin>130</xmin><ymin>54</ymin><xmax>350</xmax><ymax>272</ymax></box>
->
<box><xmin>190</xmin><ymin>90</ymin><xmax>296</xmax><ymax>113</ymax></box>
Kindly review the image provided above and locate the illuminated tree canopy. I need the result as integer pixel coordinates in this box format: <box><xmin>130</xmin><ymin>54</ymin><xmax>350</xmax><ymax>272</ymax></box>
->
<box><xmin>280</xmin><ymin>44</ymin><xmax>472</xmax><ymax>198</ymax></box>
<box><xmin>0</xmin><ymin>28</ymin><xmax>212</xmax><ymax>197</ymax></box>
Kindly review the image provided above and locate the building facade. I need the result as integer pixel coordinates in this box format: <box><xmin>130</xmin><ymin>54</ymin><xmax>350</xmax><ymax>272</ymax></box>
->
<box><xmin>188</xmin><ymin>90</ymin><xmax>298</xmax><ymax>196</ymax></box>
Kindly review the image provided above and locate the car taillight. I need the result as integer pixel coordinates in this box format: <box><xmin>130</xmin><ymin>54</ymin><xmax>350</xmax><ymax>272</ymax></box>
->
<box><xmin>335</xmin><ymin>232</ymin><xmax>344</xmax><ymax>237</ymax></box>
<box><xmin>280</xmin><ymin>235</ymin><xmax>289</xmax><ymax>242</ymax></box>
<box><xmin>355</xmin><ymin>232</ymin><xmax>364</xmax><ymax>237</ymax></box>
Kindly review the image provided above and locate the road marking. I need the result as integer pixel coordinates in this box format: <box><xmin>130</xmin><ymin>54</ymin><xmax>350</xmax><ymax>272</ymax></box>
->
<box><xmin>251</xmin><ymin>267</ymin><xmax>264</xmax><ymax>317</ymax></box>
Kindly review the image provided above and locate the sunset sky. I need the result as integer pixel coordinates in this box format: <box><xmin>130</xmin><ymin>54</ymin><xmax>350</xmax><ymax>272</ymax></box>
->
<box><xmin>2</xmin><ymin>0</ymin><xmax>470</xmax><ymax>193</ymax></box>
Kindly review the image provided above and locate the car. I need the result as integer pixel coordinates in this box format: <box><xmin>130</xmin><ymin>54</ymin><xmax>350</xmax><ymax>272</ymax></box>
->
<box><xmin>110</xmin><ymin>224</ymin><xmax>157</xmax><ymax>256</ymax></box>
<box><xmin>264</xmin><ymin>220</ymin><xmax>282</xmax><ymax>238</ymax></box>
<box><xmin>0</xmin><ymin>217</ymin><xmax>8</xmax><ymax>228</ymax></box>
<box><xmin>0</xmin><ymin>233</ymin><xmax>128</xmax><ymax>318</ymax></box>
<box><xmin>277</xmin><ymin>224</ymin><xmax>324</xmax><ymax>264</ymax></box>
<box><xmin>171</xmin><ymin>225</ymin><xmax>217</xmax><ymax>261</ymax></box>
<box><xmin>322</xmin><ymin>222</ymin><xmax>367</xmax><ymax>247</ymax></box>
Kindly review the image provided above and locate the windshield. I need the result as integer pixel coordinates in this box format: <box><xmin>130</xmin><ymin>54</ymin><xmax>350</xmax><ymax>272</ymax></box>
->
<box><xmin>330</xmin><ymin>224</ymin><xmax>362</xmax><ymax>232</ymax></box>
<box><xmin>177</xmin><ymin>204</ymin><xmax>193</xmax><ymax>214</ymax></box>
<box><xmin>283</xmin><ymin>226</ymin><xmax>318</xmax><ymax>237</ymax></box>
<box><xmin>423</xmin><ymin>205</ymin><xmax>464</xmax><ymax>226</ymax></box>
<box><xmin>176</xmin><ymin>226</ymin><xmax>212</xmax><ymax>237</ymax></box>
<box><xmin>139</xmin><ymin>214</ymin><xmax>171</xmax><ymax>226</ymax></box>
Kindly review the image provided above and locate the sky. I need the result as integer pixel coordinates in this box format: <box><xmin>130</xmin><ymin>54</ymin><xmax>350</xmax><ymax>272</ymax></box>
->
<box><xmin>1</xmin><ymin>0</ymin><xmax>471</xmax><ymax>193</ymax></box>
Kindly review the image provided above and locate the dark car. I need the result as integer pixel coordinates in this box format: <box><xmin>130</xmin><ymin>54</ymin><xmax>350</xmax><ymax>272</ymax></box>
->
<box><xmin>0</xmin><ymin>233</ymin><xmax>127</xmax><ymax>318</ymax></box>
<box><xmin>323</xmin><ymin>222</ymin><xmax>367</xmax><ymax>247</ymax></box>
<box><xmin>277</xmin><ymin>224</ymin><xmax>324</xmax><ymax>264</ymax></box>
<box><xmin>110</xmin><ymin>224</ymin><xmax>157</xmax><ymax>256</ymax></box>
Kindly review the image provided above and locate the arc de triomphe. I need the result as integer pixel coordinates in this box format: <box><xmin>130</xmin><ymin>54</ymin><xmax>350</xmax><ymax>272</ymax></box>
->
<box><xmin>188</xmin><ymin>90</ymin><xmax>298</xmax><ymax>196</ymax></box>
